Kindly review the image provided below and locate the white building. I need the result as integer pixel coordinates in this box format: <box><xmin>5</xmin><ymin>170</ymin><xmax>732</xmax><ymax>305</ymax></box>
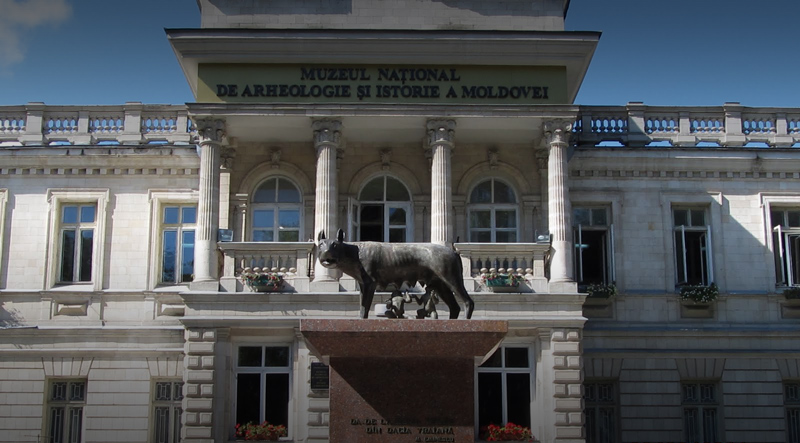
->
<box><xmin>1</xmin><ymin>1</ymin><xmax>799</xmax><ymax>442</ymax></box>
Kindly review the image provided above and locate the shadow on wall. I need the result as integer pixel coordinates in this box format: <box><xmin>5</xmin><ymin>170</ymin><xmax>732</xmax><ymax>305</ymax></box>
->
<box><xmin>0</xmin><ymin>302</ymin><xmax>24</xmax><ymax>328</ymax></box>
<box><xmin>208</xmin><ymin>0</ymin><xmax>352</xmax><ymax>15</ymax></box>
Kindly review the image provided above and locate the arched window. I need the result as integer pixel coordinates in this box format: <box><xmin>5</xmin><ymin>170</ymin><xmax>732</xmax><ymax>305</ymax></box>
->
<box><xmin>468</xmin><ymin>178</ymin><xmax>518</xmax><ymax>243</ymax></box>
<box><xmin>251</xmin><ymin>177</ymin><xmax>302</xmax><ymax>242</ymax></box>
<box><xmin>351</xmin><ymin>175</ymin><xmax>412</xmax><ymax>242</ymax></box>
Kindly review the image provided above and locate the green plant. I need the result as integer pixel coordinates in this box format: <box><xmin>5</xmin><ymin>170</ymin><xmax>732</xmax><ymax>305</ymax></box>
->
<box><xmin>241</xmin><ymin>271</ymin><xmax>284</xmax><ymax>291</ymax></box>
<box><xmin>480</xmin><ymin>422</ymin><xmax>535</xmax><ymax>441</ymax></box>
<box><xmin>783</xmin><ymin>287</ymin><xmax>800</xmax><ymax>300</ymax></box>
<box><xmin>234</xmin><ymin>421</ymin><xmax>287</xmax><ymax>441</ymax></box>
<box><xmin>679</xmin><ymin>283</ymin><xmax>718</xmax><ymax>303</ymax></box>
<box><xmin>586</xmin><ymin>283</ymin><xmax>616</xmax><ymax>298</ymax></box>
<box><xmin>482</xmin><ymin>272</ymin><xmax>521</xmax><ymax>287</ymax></box>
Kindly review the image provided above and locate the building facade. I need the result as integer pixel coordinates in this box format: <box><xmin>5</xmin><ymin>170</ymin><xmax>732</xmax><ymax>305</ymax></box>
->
<box><xmin>1</xmin><ymin>1</ymin><xmax>799</xmax><ymax>442</ymax></box>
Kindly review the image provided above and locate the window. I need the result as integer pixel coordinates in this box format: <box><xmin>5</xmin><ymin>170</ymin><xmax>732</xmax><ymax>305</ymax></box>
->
<box><xmin>584</xmin><ymin>381</ymin><xmax>618</xmax><ymax>443</ymax></box>
<box><xmin>160</xmin><ymin>205</ymin><xmax>196</xmax><ymax>284</ymax></box>
<box><xmin>786</xmin><ymin>382</ymin><xmax>800</xmax><ymax>443</ymax></box>
<box><xmin>235</xmin><ymin>346</ymin><xmax>291</xmax><ymax>432</ymax></box>
<box><xmin>152</xmin><ymin>380</ymin><xmax>183</xmax><ymax>443</ymax></box>
<box><xmin>476</xmin><ymin>346</ymin><xmax>531</xmax><ymax>432</ymax></box>
<box><xmin>673</xmin><ymin>208</ymin><xmax>713</xmax><ymax>286</ymax></box>
<box><xmin>573</xmin><ymin>207</ymin><xmax>615</xmax><ymax>286</ymax></box>
<box><xmin>251</xmin><ymin>177</ymin><xmax>302</xmax><ymax>242</ymax></box>
<box><xmin>682</xmin><ymin>382</ymin><xmax>719</xmax><ymax>443</ymax></box>
<box><xmin>771</xmin><ymin>209</ymin><xmax>800</xmax><ymax>287</ymax></box>
<box><xmin>46</xmin><ymin>379</ymin><xmax>86</xmax><ymax>443</ymax></box>
<box><xmin>350</xmin><ymin>175</ymin><xmax>412</xmax><ymax>242</ymax></box>
<box><xmin>58</xmin><ymin>204</ymin><xmax>96</xmax><ymax>283</ymax></box>
<box><xmin>468</xmin><ymin>179</ymin><xmax>518</xmax><ymax>243</ymax></box>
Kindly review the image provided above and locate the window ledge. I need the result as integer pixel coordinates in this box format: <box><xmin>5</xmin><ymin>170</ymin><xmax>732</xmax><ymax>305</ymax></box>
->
<box><xmin>48</xmin><ymin>284</ymin><xmax>95</xmax><ymax>292</ymax></box>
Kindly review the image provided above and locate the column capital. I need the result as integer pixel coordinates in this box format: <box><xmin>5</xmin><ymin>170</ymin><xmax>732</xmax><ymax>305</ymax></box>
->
<box><xmin>544</xmin><ymin>120</ymin><xmax>572</xmax><ymax>147</ymax></box>
<box><xmin>312</xmin><ymin>119</ymin><xmax>343</xmax><ymax>148</ymax></box>
<box><xmin>195</xmin><ymin>118</ymin><xmax>226</xmax><ymax>144</ymax></box>
<box><xmin>427</xmin><ymin>119</ymin><xmax>456</xmax><ymax>148</ymax></box>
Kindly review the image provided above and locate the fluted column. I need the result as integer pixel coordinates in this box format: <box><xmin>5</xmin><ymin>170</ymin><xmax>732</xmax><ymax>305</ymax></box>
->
<box><xmin>312</xmin><ymin>119</ymin><xmax>342</xmax><ymax>283</ymax></box>
<box><xmin>427</xmin><ymin>119</ymin><xmax>456</xmax><ymax>245</ymax></box>
<box><xmin>191</xmin><ymin>118</ymin><xmax>225</xmax><ymax>291</ymax></box>
<box><xmin>545</xmin><ymin>121</ymin><xmax>574</xmax><ymax>285</ymax></box>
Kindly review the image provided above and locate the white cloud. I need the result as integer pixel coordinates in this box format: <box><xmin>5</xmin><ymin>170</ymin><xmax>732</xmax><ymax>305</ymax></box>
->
<box><xmin>0</xmin><ymin>0</ymin><xmax>72</xmax><ymax>70</ymax></box>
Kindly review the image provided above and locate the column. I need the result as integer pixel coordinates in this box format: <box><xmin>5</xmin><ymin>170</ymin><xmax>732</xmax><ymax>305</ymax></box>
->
<box><xmin>545</xmin><ymin>120</ymin><xmax>575</xmax><ymax>288</ymax></box>
<box><xmin>191</xmin><ymin>118</ymin><xmax>225</xmax><ymax>291</ymax></box>
<box><xmin>427</xmin><ymin>119</ymin><xmax>456</xmax><ymax>245</ymax></box>
<box><xmin>312</xmin><ymin>119</ymin><xmax>342</xmax><ymax>285</ymax></box>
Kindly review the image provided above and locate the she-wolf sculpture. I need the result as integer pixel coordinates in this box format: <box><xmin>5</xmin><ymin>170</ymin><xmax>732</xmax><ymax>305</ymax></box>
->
<box><xmin>316</xmin><ymin>229</ymin><xmax>474</xmax><ymax>319</ymax></box>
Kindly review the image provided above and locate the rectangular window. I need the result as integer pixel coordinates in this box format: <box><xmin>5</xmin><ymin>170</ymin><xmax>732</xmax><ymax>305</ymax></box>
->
<box><xmin>152</xmin><ymin>380</ymin><xmax>183</xmax><ymax>443</ymax></box>
<box><xmin>59</xmin><ymin>205</ymin><xmax>96</xmax><ymax>283</ymax></box>
<box><xmin>673</xmin><ymin>208</ymin><xmax>713</xmax><ymax>286</ymax></box>
<box><xmin>584</xmin><ymin>381</ymin><xmax>618</xmax><ymax>443</ymax></box>
<box><xmin>573</xmin><ymin>207</ymin><xmax>615</xmax><ymax>286</ymax></box>
<box><xmin>46</xmin><ymin>379</ymin><xmax>86</xmax><ymax>443</ymax></box>
<box><xmin>771</xmin><ymin>209</ymin><xmax>800</xmax><ymax>287</ymax></box>
<box><xmin>161</xmin><ymin>205</ymin><xmax>196</xmax><ymax>284</ymax></box>
<box><xmin>786</xmin><ymin>382</ymin><xmax>800</xmax><ymax>443</ymax></box>
<box><xmin>235</xmin><ymin>345</ymin><xmax>291</xmax><ymax>434</ymax></box>
<box><xmin>682</xmin><ymin>382</ymin><xmax>719</xmax><ymax>443</ymax></box>
<box><xmin>477</xmin><ymin>346</ymin><xmax>531</xmax><ymax>432</ymax></box>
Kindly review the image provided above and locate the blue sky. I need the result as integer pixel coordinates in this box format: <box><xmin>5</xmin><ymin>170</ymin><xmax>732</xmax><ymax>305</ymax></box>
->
<box><xmin>1</xmin><ymin>0</ymin><xmax>798</xmax><ymax>107</ymax></box>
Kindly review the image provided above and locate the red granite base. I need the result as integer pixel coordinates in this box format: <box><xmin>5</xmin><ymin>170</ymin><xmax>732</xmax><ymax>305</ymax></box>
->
<box><xmin>300</xmin><ymin>320</ymin><xmax>508</xmax><ymax>443</ymax></box>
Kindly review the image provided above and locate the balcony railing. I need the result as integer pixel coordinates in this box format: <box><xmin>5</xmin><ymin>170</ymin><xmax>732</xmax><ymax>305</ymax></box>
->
<box><xmin>455</xmin><ymin>242</ymin><xmax>550</xmax><ymax>292</ymax></box>
<box><xmin>574</xmin><ymin>103</ymin><xmax>800</xmax><ymax>148</ymax></box>
<box><xmin>0</xmin><ymin>103</ymin><xmax>192</xmax><ymax>146</ymax></box>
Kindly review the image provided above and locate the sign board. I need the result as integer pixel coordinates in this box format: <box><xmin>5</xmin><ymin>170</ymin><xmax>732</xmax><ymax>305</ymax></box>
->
<box><xmin>197</xmin><ymin>63</ymin><xmax>567</xmax><ymax>105</ymax></box>
<box><xmin>310</xmin><ymin>362</ymin><xmax>330</xmax><ymax>390</ymax></box>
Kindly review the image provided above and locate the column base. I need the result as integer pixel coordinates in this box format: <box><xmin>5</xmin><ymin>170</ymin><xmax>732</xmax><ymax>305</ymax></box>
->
<box><xmin>548</xmin><ymin>280</ymin><xmax>578</xmax><ymax>293</ymax></box>
<box><xmin>310</xmin><ymin>279</ymin><xmax>341</xmax><ymax>292</ymax></box>
<box><xmin>190</xmin><ymin>280</ymin><xmax>220</xmax><ymax>292</ymax></box>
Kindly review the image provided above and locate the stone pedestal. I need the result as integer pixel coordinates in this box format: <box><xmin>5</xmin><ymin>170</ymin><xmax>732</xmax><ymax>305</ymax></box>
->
<box><xmin>300</xmin><ymin>319</ymin><xmax>508</xmax><ymax>443</ymax></box>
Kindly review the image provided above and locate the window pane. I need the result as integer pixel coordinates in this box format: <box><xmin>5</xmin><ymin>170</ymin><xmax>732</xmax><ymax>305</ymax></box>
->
<box><xmin>278</xmin><ymin>210</ymin><xmax>300</xmax><ymax>229</ymax></box>
<box><xmin>52</xmin><ymin>382</ymin><xmax>67</xmax><ymax>401</ymax></box>
<box><xmin>493</xmin><ymin>180</ymin><xmax>515</xmax><ymax>203</ymax></box>
<box><xmin>480</xmin><ymin>349</ymin><xmax>502</xmax><ymax>368</ymax></box>
<box><xmin>62</xmin><ymin>206</ymin><xmax>78</xmax><ymax>224</ymax></box>
<box><xmin>60</xmin><ymin>231</ymin><xmax>76</xmax><ymax>282</ymax></box>
<box><xmin>359</xmin><ymin>177</ymin><xmax>384</xmax><ymax>201</ymax></box>
<box><xmin>265</xmin><ymin>373</ymin><xmax>290</xmax><ymax>426</ymax></box>
<box><xmin>154</xmin><ymin>406</ymin><xmax>169</xmax><ymax>443</ymax></box>
<box><xmin>385</xmin><ymin>177</ymin><xmax>410</xmax><ymax>201</ymax></box>
<box><xmin>163</xmin><ymin>207</ymin><xmax>179</xmax><ymax>224</ymax></box>
<box><xmin>389</xmin><ymin>228</ymin><xmax>406</xmax><ymax>243</ymax></box>
<box><xmin>478</xmin><ymin>372</ymin><xmax>502</xmax><ymax>428</ymax></box>
<box><xmin>162</xmin><ymin>231</ymin><xmax>177</xmax><ymax>283</ymax></box>
<box><xmin>181</xmin><ymin>231</ymin><xmax>195</xmax><ymax>282</ymax></box>
<box><xmin>253</xmin><ymin>210</ymin><xmax>274</xmax><ymax>228</ymax></box>
<box><xmin>50</xmin><ymin>407</ymin><xmax>64</xmax><ymax>443</ymax></box>
<box><xmin>389</xmin><ymin>208</ymin><xmax>406</xmax><ymax>225</ymax></box>
<box><xmin>574</xmin><ymin>208</ymin><xmax>590</xmax><ymax>226</ymax></box>
<box><xmin>470</xmin><ymin>211</ymin><xmax>490</xmax><ymax>228</ymax></box>
<box><xmin>506</xmin><ymin>373</ymin><xmax>531</xmax><ymax>427</ymax></box>
<box><xmin>278</xmin><ymin>231</ymin><xmax>300</xmax><ymax>242</ymax></box>
<box><xmin>79</xmin><ymin>230</ymin><xmax>93</xmax><ymax>282</ymax></box>
<box><xmin>68</xmin><ymin>407</ymin><xmax>82</xmax><ymax>443</ymax></box>
<box><xmin>495</xmin><ymin>210</ymin><xmax>516</xmax><ymax>228</ymax></box>
<box><xmin>253</xmin><ymin>230</ymin><xmax>274</xmax><ymax>242</ymax></box>
<box><xmin>253</xmin><ymin>178</ymin><xmax>277</xmax><ymax>203</ymax></box>
<box><xmin>173</xmin><ymin>407</ymin><xmax>182</xmax><ymax>443</ymax></box>
<box><xmin>277</xmin><ymin>178</ymin><xmax>300</xmax><ymax>203</ymax></box>
<box><xmin>264</xmin><ymin>347</ymin><xmax>289</xmax><ymax>367</ymax></box>
<box><xmin>690</xmin><ymin>209</ymin><xmax>706</xmax><ymax>227</ymax></box>
<box><xmin>772</xmin><ymin>210</ymin><xmax>785</xmax><ymax>228</ymax></box>
<box><xmin>155</xmin><ymin>382</ymin><xmax>172</xmax><ymax>401</ymax></box>
<box><xmin>504</xmin><ymin>348</ymin><xmax>529</xmax><ymax>368</ymax></box>
<box><xmin>496</xmin><ymin>231</ymin><xmax>516</xmax><ymax>243</ymax></box>
<box><xmin>238</xmin><ymin>347</ymin><xmax>263</xmax><ymax>367</ymax></box>
<box><xmin>470</xmin><ymin>181</ymin><xmax>492</xmax><ymax>203</ymax></box>
<box><xmin>472</xmin><ymin>231</ymin><xmax>491</xmax><ymax>243</ymax></box>
<box><xmin>790</xmin><ymin>211</ymin><xmax>800</xmax><ymax>228</ymax></box>
<box><xmin>80</xmin><ymin>206</ymin><xmax>95</xmax><ymax>223</ymax></box>
<box><xmin>236</xmin><ymin>373</ymin><xmax>261</xmax><ymax>425</ymax></box>
<box><xmin>673</xmin><ymin>209</ymin><xmax>688</xmax><ymax>226</ymax></box>
<box><xmin>70</xmin><ymin>382</ymin><xmax>85</xmax><ymax>401</ymax></box>
<box><xmin>591</xmin><ymin>208</ymin><xmax>607</xmax><ymax>226</ymax></box>
<box><xmin>182</xmin><ymin>206</ymin><xmax>197</xmax><ymax>224</ymax></box>
<box><xmin>173</xmin><ymin>382</ymin><xmax>184</xmax><ymax>401</ymax></box>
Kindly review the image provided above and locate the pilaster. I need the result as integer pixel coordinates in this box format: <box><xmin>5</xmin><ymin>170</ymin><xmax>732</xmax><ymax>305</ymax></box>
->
<box><xmin>191</xmin><ymin>118</ymin><xmax>225</xmax><ymax>291</ymax></box>
<box><xmin>312</xmin><ymin>119</ymin><xmax>343</xmax><ymax>289</ymax></box>
<box><xmin>544</xmin><ymin>120</ymin><xmax>576</xmax><ymax>291</ymax></box>
<box><xmin>182</xmin><ymin>327</ymin><xmax>228</xmax><ymax>443</ymax></box>
<box><xmin>427</xmin><ymin>119</ymin><xmax>456</xmax><ymax>245</ymax></box>
<box><xmin>551</xmin><ymin>328</ymin><xmax>585</xmax><ymax>442</ymax></box>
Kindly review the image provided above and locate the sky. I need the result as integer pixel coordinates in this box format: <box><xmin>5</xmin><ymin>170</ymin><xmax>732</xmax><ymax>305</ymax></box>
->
<box><xmin>0</xmin><ymin>0</ymin><xmax>798</xmax><ymax>107</ymax></box>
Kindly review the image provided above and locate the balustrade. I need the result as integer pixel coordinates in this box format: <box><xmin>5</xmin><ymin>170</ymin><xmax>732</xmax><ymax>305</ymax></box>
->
<box><xmin>218</xmin><ymin>242</ymin><xmax>315</xmax><ymax>292</ymax></box>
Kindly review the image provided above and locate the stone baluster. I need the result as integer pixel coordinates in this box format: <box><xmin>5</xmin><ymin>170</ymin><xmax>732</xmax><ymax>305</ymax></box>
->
<box><xmin>191</xmin><ymin>118</ymin><xmax>225</xmax><ymax>291</ymax></box>
<box><xmin>545</xmin><ymin>121</ymin><xmax>576</xmax><ymax>291</ymax></box>
<box><xmin>427</xmin><ymin>119</ymin><xmax>456</xmax><ymax>245</ymax></box>
<box><xmin>312</xmin><ymin>119</ymin><xmax>342</xmax><ymax>288</ymax></box>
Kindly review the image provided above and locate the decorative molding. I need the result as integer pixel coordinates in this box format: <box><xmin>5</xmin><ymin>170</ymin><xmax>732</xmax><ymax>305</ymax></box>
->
<box><xmin>570</xmin><ymin>168</ymin><xmax>799</xmax><ymax>180</ymax></box>
<box><xmin>312</xmin><ymin>119</ymin><xmax>342</xmax><ymax>150</ymax></box>
<box><xmin>42</xmin><ymin>356</ymin><xmax>94</xmax><ymax>377</ymax></box>
<box><xmin>270</xmin><ymin>147</ymin><xmax>282</xmax><ymax>168</ymax></box>
<box><xmin>426</xmin><ymin>119</ymin><xmax>456</xmax><ymax>148</ymax></box>
<box><xmin>675</xmin><ymin>358</ymin><xmax>725</xmax><ymax>379</ymax></box>
<box><xmin>194</xmin><ymin>118</ymin><xmax>226</xmax><ymax>144</ymax></box>
<box><xmin>0</xmin><ymin>167</ymin><xmax>199</xmax><ymax>176</ymax></box>
<box><xmin>220</xmin><ymin>146</ymin><xmax>237</xmax><ymax>170</ymax></box>
<box><xmin>544</xmin><ymin>120</ymin><xmax>572</xmax><ymax>146</ymax></box>
<box><xmin>487</xmin><ymin>147</ymin><xmax>499</xmax><ymax>169</ymax></box>
<box><xmin>380</xmin><ymin>148</ymin><xmax>392</xmax><ymax>170</ymax></box>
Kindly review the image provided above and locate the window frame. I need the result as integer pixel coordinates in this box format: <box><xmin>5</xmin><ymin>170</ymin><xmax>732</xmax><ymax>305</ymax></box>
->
<box><xmin>673</xmin><ymin>207</ymin><xmax>714</xmax><ymax>287</ymax></box>
<box><xmin>474</xmin><ymin>344</ymin><xmax>534</xmax><ymax>435</ymax></box>
<box><xmin>232</xmin><ymin>343</ymin><xmax>293</xmax><ymax>439</ymax></box>
<box><xmin>249</xmin><ymin>177</ymin><xmax>303</xmax><ymax>243</ymax></box>
<box><xmin>352</xmin><ymin>174</ymin><xmax>414</xmax><ymax>243</ymax></box>
<box><xmin>46</xmin><ymin>190</ymin><xmax>109</xmax><ymax>291</ymax></box>
<box><xmin>785</xmin><ymin>381</ymin><xmax>800</xmax><ymax>443</ymax></box>
<box><xmin>681</xmin><ymin>381</ymin><xmax>721</xmax><ymax>443</ymax></box>
<box><xmin>583</xmin><ymin>380</ymin><xmax>619</xmax><ymax>443</ymax></box>
<box><xmin>467</xmin><ymin>178</ymin><xmax>520</xmax><ymax>243</ymax></box>
<box><xmin>0</xmin><ymin>189</ymin><xmax>6</xmax><ymax>289</ymax></box>
<box><xmin>159</xmin><ymin>205</ymin><xmax>197</xmax><ymax>285</ymax></box>
<box><xmin>572</xmin><ymin>206</ymin><xmax>615</xmax><ymax>287</ymax></box>
<box><xmin>44</xmin><ymin>378</ymin><xmax>87</xmax><ymax>443</ymax></box>
<box><xmin>147</xmin><ymin>190</ymin><xmax>199</xmax><ymax>290</ymax></box>
<box><xmin>150</xmin><ymin>379</ymin><xmax>184</xmax><ymax>443</ymax></box>
<box><xmin>770</xmin><ymin>208</ymin><xmax>800</xmax><ymax>287</ymax></box>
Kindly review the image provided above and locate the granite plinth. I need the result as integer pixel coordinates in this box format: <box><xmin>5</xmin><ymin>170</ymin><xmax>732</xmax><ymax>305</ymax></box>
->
<box><xmin>300</xmin><ymin>320</ymin><xmax>508</xmax><ymax>443</ymax></box>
